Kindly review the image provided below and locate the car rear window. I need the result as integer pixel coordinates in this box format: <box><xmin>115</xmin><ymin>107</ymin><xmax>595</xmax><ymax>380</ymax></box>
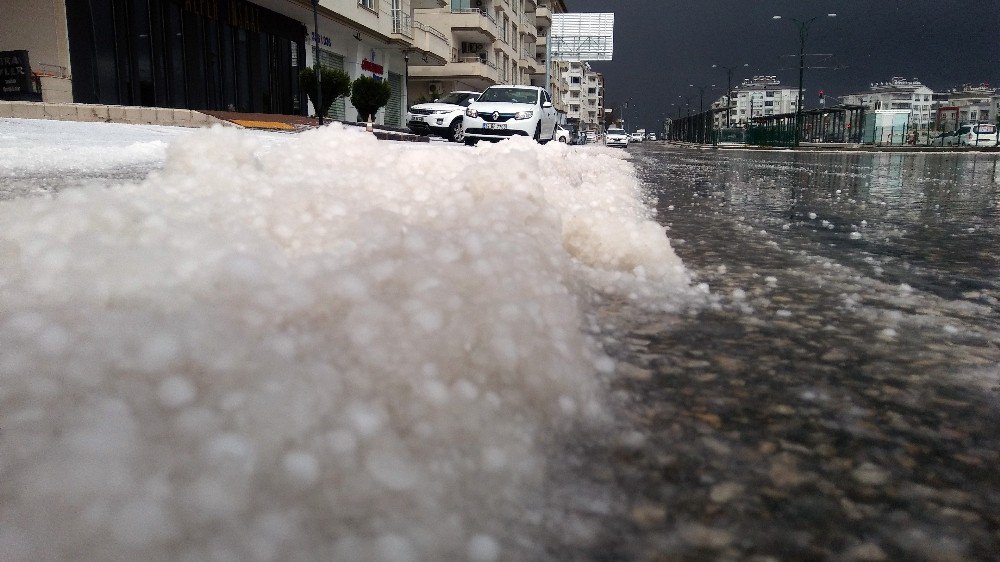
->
<box><xmin>608</xmin><ymin>129</ymin><xmax>625</xmax><ymax>135</ymax></box>
<box><xmin>974</xmin><ymin>124</ymin><xmax>996</xmax><ymax>134</ymax></box>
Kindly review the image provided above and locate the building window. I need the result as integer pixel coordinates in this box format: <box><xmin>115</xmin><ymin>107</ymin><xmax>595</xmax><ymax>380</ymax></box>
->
<box><xmin>766</xmin><ymin>91</ymin><xmax>775</xmax><ymax>97</ymax></box>
<box><xmin>764</xmin><ymin>101</ymin><xmax>773</xmax><ymax>107</ymax></box>
<box><xmin>359</xmin><ymin>0</ymin><xmax>376</xmax><ymax>12</ymax></box>
<box><xmin>571</xmin><ymin>76</ymin><xmax>581</xmax><ymax>84</ymax></box>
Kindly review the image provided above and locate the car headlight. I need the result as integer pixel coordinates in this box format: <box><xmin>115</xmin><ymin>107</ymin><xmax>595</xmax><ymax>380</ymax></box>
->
<box><xmin>514</xmin><ymin>111</ymin><xmax>534</xmax><ymax>120</ymax></box>
<box><xmin>466</xmin><ymin>108</ymin><xmax>478</xmax><ymax>118</ymax></box>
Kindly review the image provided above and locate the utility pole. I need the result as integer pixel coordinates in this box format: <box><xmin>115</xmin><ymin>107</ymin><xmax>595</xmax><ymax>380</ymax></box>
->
<box><xmin>312</xmin><ymin>0</ymin><xmax>323</xmax><ymax>126</ymax></box>
<box><xmin>689</xmin><ymin>84</ymin><xmax>715</xmax><ymax>143</ymax></box>
<box><xmin>712</xmin><ymin>63</ymin><xmax>748</xmax><ymax>128</ymax></box>
<box><xmin>773</xmin><ymin>13</ymin><xmax>836</xmax><ymax>146</ymax></box>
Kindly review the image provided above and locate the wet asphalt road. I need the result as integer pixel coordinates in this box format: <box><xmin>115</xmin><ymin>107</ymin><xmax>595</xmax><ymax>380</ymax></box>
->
<box><xmin>552</xmin><ymin>145</ymin><xmax>999</xmax><ymax>561</ymax></box>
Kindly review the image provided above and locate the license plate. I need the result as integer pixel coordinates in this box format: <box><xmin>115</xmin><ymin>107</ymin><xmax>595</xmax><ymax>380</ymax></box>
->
<box><xmin>484</xmin><ymin>123</ymin><xmax>506</xmax><ymax>130</ymax></box>
<box><xmin>410</xmin><ymin>116</ymin><xmax>423</xmax><ymax>122</ymax></box>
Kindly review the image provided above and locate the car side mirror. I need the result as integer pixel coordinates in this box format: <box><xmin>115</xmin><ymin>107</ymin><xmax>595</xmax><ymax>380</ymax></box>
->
<box><xmin>433</xmin><ymin>98</ymin><xmax>439</xmax><ymax>102</ymax></box>
<box><xmin>542</xmin><ymin>101</ymin><xmax>553</xmax><ymax>108</ymax></box>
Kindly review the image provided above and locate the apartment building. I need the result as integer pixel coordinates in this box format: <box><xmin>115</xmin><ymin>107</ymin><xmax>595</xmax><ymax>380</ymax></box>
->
<box><xmin>562</xmin><ymin>61</ymin><xmax>603</xmax><ymax>132</ymax></box>
<box><xmin>530</xmin><ymin>0</ymin><xmax>568</xmax><ymax>112</ymax></box>
<box><xmin>712</xmin><ymin>76</ymin><xmax>798</xmax><ymax>128</ymax></box>
<box><xmin>0</xmin><ymin>0</ymin><xmax>451</xmax><ymax>126</ymax></box>
<box><xmin>409</xmin><ymin>0</ymin><xmax>542</xmax><ymax>103</ymax></box>
<box><xmin>840</xmin><ymin>77</ymin><xmax>935</xmax><ymax>126</ymax></box>
<box><xmin>935</xmin><ymin>84</ymin><xmax>1000</xmax><ymax>129</ymax></box>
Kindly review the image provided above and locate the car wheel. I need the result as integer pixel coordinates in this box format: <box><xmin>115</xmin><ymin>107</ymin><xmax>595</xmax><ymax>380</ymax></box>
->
<box><xmin>448</xmin><ymin>119</ymin><xmax>465</xmax><ymax>143</ymax></box>
<box><xmin>464</xmin><ymin>137</ymin><xmax>479</xmax><ymax>146</ymax></box>
<box><xmin>533</xmin><ymin>122</ymin><xmax>542</xmax><ymax>143</ymax></box>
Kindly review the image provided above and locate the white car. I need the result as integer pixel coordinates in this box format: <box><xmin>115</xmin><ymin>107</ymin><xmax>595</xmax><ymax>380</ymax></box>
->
<box><xmin>647</xmin><ymin>132</ymin><xmax>657</xmax><ymax>141</ymax></box>
<box><xmin>406</xmin><ymin>91</ymin><xmax>480</xmax><ymax>142</ymax></box>
<box><xmin>605</xmin><ymin>127</ymin><xmax>629</xmax><ymax>148</ymax></box>
<box><xmin>554</xmin><ymin>124</ymin><xmax>571</xmax><ymax>143</ymax></box>
<box><xmin>629</xmin><ymin>132</ymin><xmax>644</xmax><ymax>143</ymax></box>
<box><xmin>958</xmin><ymin>123</ymin><xmax>999</xmax><ymax>147</ymax></box>
<box><xmin>463</xmin><ymin>85</ymin><xmax>558</xmax><ymax>145</ymax></box>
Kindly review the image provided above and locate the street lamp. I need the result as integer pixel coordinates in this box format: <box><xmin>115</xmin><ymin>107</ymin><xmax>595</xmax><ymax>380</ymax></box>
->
<box><xmin>712</xmin><ymin>63</ymin><xmax>749</xmax><ymax>128</ymax></box>
<box><xmin>689</xmin><ymin>84</ymin><xmax>716</xmax><ymax>143</ymax></box>
<box><xmin>312</xmin><ymin>0</ymin><xmax>323</xmax><ymax>126</ymax></box>
<box><xmin>773</xmin><ymin>13</ymin><xmax>836</xmax><ymax>145</ymax></box>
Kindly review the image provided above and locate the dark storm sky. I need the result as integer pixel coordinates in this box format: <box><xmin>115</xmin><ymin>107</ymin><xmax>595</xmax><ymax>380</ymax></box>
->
<box><xmin>565</xmin><ymin>0</ymin><xmax>1000</xmax><ymax>131</ymax></box>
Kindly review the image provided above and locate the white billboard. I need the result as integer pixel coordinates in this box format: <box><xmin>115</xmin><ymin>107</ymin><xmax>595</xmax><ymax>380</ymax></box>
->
<box><xmin>550</xmin><ymin>13</ymin><xmax>614</xmax><ymax>61</ymax></box>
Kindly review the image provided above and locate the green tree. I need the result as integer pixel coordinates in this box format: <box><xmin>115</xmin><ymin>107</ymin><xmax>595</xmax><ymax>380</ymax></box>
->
<box><xmin>299</xmin><ymin>67</ymin><xmax>351</xmax><ymax>118</ymax></box>
<box><xmin>350</xmin><ymin>76</ymin><xmax>392</xmax><ymax>123</ymax></box>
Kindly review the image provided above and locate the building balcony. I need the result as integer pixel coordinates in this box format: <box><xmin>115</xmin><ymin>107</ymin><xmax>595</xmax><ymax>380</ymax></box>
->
<box><xmin>536</xmin><ymin>5</ymin><xmax>551</xmax><ymax>24</ymax></box>
<box><xmin>412</xmin><ymin>0</ymin><xmax>447</xmax><ymax>7</ymax></box>
<box><xmin>409</xmin><ymin>55</ymin><xmax>499</xmax><ymax>87</ymax></box>
<box><xmin>523</xmin><ymin>0</ymin><xmax>537</xmax><ymax>12</ymax></box>
<box><xmin>416</xmin><ymin>7</ymin><xmax>499</xmax><ymax>42</ymax></box>
<box><xmin>407</xmin><ymin>20</ymin><xmax>451</xmax><ymax>66</ymax></box>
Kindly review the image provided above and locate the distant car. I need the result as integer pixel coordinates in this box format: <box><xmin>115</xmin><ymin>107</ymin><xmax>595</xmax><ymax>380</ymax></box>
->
<box><xmin>554</xmin><ymin>124</ymin><xmax>571</xmax><ymax>143</ymax></box>
<box><xmin>629</xmin><ymin>132</ymin><xmax>644</xmax><ymax>143</ymax></box>
<box><xmin>929</xmin><ymin>130</ymin><xmax>960</xmax><ymax>146</ymax></box>
<box><xmin>463</xmin><ymin>85</ymin><xmax>558</xmax><ymax>145</ymax></box>
<box><xmin>584</xmin><ymin>130</ymin><xmax>597</xmax><ymax>143</ymax></box>
<box><xmin>605</xmin><ymin>127</ymin><xmax>629</xmax><ymax>148</ymax></box>
<box><xmin>406</xmin><ymin>91</ymin><xmax>481</xmax><ymax>142</ymax></box>
<box><xmin>958</xmin><ymin>123</ymin><xmax>999</xmax><ymax>147</ymax></box>
<box><xmin>647</xmin><ymin>132</ymin><xmax>657</xmax><ymax>141</ymax></box>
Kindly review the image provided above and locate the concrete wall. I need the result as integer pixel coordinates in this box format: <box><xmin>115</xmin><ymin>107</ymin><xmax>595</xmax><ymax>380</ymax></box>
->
<box><xmin>0</xmin><ymin>101</ymin><xmax>236</xmax><ymax>128</ymax></box>
<box><xmin>0</xmin><ymin>0</ymin><xmax>72</xmax><ymax>102</ymax></box>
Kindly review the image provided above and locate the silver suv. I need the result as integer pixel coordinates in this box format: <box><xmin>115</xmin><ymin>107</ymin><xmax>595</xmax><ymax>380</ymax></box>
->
<box><xmin>406</xmin><ymin>91</ymin><xmax>481</xmax><ymax>142</ymax></box>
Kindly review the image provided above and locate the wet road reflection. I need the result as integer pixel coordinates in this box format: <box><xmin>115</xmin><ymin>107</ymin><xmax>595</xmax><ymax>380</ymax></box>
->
<box><xmin>563</xmin><ymin>146</ymin><xmax>999</xmax><ymax>561</ymax></box>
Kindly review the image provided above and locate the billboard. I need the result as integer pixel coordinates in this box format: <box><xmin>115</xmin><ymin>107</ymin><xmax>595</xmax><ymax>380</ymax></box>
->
<box><xmin>550</xmin><ymin>13</ymin><xmax>614</xmax><ymax>61</ymax></box>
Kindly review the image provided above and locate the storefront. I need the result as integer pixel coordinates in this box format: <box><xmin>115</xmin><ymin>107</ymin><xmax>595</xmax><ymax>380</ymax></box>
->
<box><xmin>64</xmin><ymin>0</ymin><xmax>307</xmax><ymax>114</ymax></box>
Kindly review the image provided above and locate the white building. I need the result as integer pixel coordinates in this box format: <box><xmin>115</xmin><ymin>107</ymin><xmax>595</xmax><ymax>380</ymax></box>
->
<box><xmin>936</xmin><ymin>84</ymin><xmax>1000</xmax><ymax>129</ymax></box>
<box><xmin>712</xmin><ymin>76</ymin><xmax>798</xmax><ymax>128</ymax></box>
<box><xmin>563</xmin><ymin>61</ymin><xmax>603</xmax><ymax>132</ymax></box>
<box><xmin>840</xmin><ymin>77</ymin><xmax>935</xmax><ymax>126</ymax></box>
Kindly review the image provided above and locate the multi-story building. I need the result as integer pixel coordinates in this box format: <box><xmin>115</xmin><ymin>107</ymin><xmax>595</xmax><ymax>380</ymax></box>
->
<box><xmin>530</xmin><ymin>0</ymin><xmax>568</xmax><ymax>113</ymax></box>
<box><xmin>409</xmin><ymin>0</ymin><xmax>542</xmax><ymax>103</ymax></box>
<box><xmin>935</xmin><ymin>84</ymin><xmax>1000</xmax><ymax>129</ymax></box>
<box><xmin>0</xmin><ymin>0</ymin><xmax>452</xmax><ymax>126</ymax></box>
<box><xmin>712</xmin><ymin>76</ymin><xmax>798</xmax><ymax>128</ymax></box>
<box><xmin>840</xmin><ymin>77</ymin><xmax>935</xmax><ymax>125</ymax></box>
<box><xmin>562</xmin><ymin>61</ymin><xmax>603</xmax><ymax>133</ymax></box>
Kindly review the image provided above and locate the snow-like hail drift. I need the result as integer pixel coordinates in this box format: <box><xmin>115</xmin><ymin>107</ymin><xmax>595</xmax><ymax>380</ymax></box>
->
<box><xmin>0</xmin><ymin>125</ymin><xmax>697</xmax><ymax>560</ymax></box>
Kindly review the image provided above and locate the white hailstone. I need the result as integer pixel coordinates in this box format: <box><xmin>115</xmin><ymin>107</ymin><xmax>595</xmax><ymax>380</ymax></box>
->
<box><xmin>282</xmin><ymin>451</ymin><xmax>320</xmax><ymax>488</ymax></box>
<box><xmin>717</xmin><ymin>265</ymin><xmax>727</xmax><ymax>274</ymax></box>
<box><xmin>849</xmin><ymin>232</ymin><xmax>862</xmax><ymax>240</ymax></box>
<box><xmin>467</xmin><ymin>534</ymin><xmax>500</xmax><ymax>562</ymax></box>
<box><xmin>157</xmin><ymin>376</ymin><xmax>196</xmax><ymax>409</ymax></box>
<box><xmin>808</xmin><ymin>212</ymin><xmax>817</xmax><ymax>219</ymax></box>
<box><xmin>593</xmin><ymin>355</ymin><xmax>616</xmax><ymax>374</ymax></box>
<box><xmin>346</xmin><ymin>403</ymin><xmax>386</xmax><ymax>438</ymax></box>
<box><xmin>375</xmin><ymin>534</ymin><xmax>417</xmax><ymax>562</ymax></box>
<box><xmin>365</xmin><ymin>449</ymin><xmax>418</xmax><ymax>490</ymax></box>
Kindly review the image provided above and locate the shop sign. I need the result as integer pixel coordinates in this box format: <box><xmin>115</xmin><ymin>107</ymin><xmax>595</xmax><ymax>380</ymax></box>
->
<box><xmin>361</xmin><ymin>50</ymin><xmax>383</xmax><ymax>78</ymax></box>
<box><xmin>0</xmin><ymin>50</ymin><xmax>40</xmax><ymax>101</ymax></box>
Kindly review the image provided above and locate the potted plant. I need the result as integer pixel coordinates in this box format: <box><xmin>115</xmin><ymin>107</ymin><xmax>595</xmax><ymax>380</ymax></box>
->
<box><xmin>298</xmin><ymin>66</ymin><xmax>351</xmax><ymax>118</ymax></box>
<box><xmin>350</xmin><ymin>76</ymin><xmax>392</xmax><ymax>123</ymax></box>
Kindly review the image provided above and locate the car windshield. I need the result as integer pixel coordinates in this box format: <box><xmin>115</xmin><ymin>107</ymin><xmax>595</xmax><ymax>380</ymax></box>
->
<box><xmin>436</xmin><ymin>92</ymin><xmax>473</xmax><ymax>104</ymax></box>
<box><xmin>608</xmin><ymin>129</ymin><xmax>625</xmax><ymax>135</ymax></box>
<box><xmin>478</xmin><ymin>87</ymin><xmax>538</xmax><ymax>104</ymax></box>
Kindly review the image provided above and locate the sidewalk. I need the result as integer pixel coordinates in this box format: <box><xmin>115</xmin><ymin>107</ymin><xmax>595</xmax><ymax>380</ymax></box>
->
<box><xmin>0</xmin><ymin>101</ymin><xmax>429</xmax><ymax>142</ymax></box>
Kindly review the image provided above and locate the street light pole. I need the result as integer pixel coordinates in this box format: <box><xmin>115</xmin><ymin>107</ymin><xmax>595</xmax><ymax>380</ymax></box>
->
<box><xmin>689</xmin><ymin>84</ymin><xmax>715</xmax><ymax>143</ymax></box>
<box><xmin>312</xmin><ymin>0</ymin><xmax>323</xmax><ymax>126</ymax></box>
<box><xmin>712</xmin><ymin>63</ymin><xmax>748</xmax><ymax>128</ymax></box>
<box><xmin>773</xmin><ymin>13</ymin><xmax>836</xmax><ymax>146</ymax></box>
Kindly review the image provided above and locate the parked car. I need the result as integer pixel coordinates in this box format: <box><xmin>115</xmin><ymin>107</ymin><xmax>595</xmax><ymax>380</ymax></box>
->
<box><xmin>584</xmin><ymin>130</ymin><xmax>597</xmax><ymax>143</ymax></box>
<box><xmin>605</xmin><ymin>127</ymin><xmax>629</xmax><ymax>148</ymax></box>
<box><xmin>554</xmin><ymin>124</ymin><xmax>571</xmax><ymax>143</ymax></box>
<box><xmin>406</xmin><ymin>91</ymin><xmax>480</xmax><ymax>142</ymax></box>
<box><xmin>958</xmin><ymin>123</ymin><xmax>999</xmax><ymax>147</ymax></box>
<box><xmin>463</xmin><ymin>85</ymin><xmax>558</xmax><ymax>145</ymax></box>
<box><xmin>929</xmin><ymin>130</ymin><xmax>960</xmax><ymax>146</ymax></box>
